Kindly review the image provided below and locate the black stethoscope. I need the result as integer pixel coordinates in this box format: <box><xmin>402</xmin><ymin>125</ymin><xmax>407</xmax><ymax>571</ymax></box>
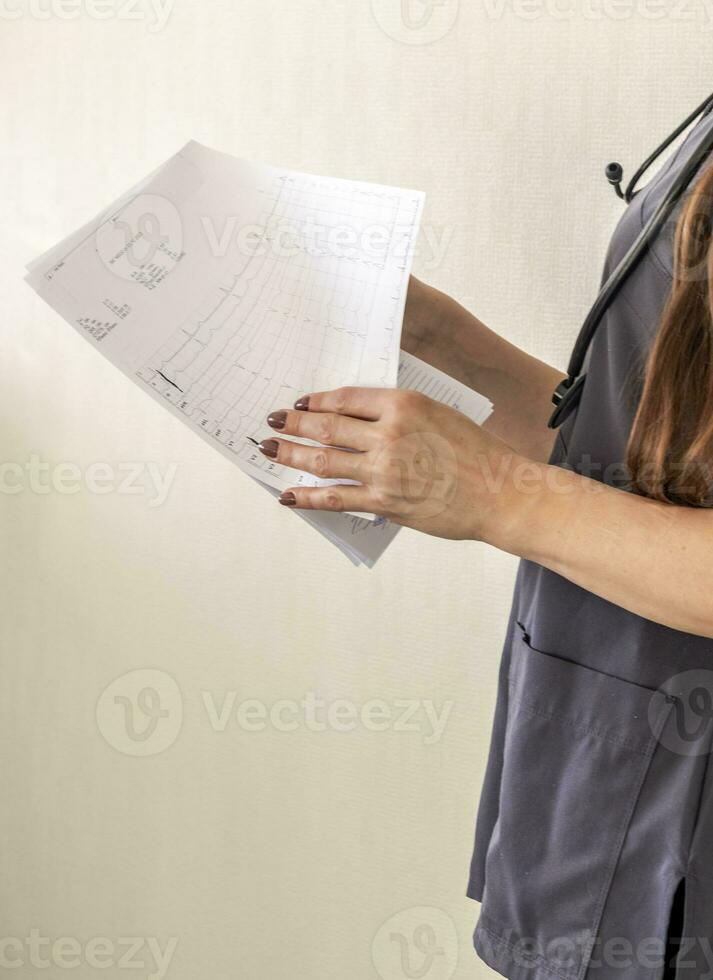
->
<box><xmin>549</xmin><ymin>91</ymin><xmax>713</xmax><ymax>429</ymax></box>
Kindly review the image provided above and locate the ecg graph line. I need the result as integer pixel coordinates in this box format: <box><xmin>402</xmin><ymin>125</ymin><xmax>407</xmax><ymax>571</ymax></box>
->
<box><xmin>136</xmin><ymin>172</ymin><xmax>421</xmax><ymax>484</ymax></box>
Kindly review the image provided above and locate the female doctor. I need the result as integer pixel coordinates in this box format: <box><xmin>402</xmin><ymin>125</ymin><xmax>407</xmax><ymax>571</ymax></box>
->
<box><xmin>259</xmin><ymin>95</ymin><xmax>713</xmax><ymax>980</ymax></box>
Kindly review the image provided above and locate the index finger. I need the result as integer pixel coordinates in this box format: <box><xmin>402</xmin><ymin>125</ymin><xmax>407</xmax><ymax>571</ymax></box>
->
<box><xmin>295</xmin><ymin>386</ymin><xmax>390</xmax><ymax>420</ymax></box>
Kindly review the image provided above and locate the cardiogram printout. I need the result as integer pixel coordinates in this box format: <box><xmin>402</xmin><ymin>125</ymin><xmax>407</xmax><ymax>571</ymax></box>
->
<box><xmin>26</xmin><ymin>140</ymin><xmax>424</xmax><ymax>495</ymax></box>
<box><xmin>26</xmin><ymin>141</ymin><xmax>491</xmax><ymax>565</ymax></box>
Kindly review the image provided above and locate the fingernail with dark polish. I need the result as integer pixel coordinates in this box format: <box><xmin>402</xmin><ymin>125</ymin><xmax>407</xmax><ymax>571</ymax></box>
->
<box><xmin>267</xmin><ymin>410</ymin><xmax>287</xmax><ymax>430</ymax></box>
<box><xmin>279</xmin><ymin>492</ymin><xmax>297</xmax><ymax>507</ymax></box>
<box><xmin>294</xmin><ymin>396</ymin><xmax>310</xmax><ymax>411</ymax></box>
<box><xmin>259</xmin><ymin>439</ymin><xmax>279</xmax><ymax>459</ymax></box>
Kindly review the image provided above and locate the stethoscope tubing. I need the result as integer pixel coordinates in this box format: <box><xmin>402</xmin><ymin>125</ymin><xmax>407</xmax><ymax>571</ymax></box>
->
<box><xmin>549</xmin><ymin>92</ymin><xmax>713</xmax><ymax>430</ymax></box>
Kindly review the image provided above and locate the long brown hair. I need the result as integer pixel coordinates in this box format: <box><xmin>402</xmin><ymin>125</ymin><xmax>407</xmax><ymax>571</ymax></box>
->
<box><xmin>627</xmin><ymin>160</ymin><xmax>713</xmax><ymax>506</ymax></box>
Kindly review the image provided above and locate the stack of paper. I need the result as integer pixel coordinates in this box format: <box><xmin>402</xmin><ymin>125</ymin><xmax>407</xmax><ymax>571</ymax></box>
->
<box><xmin>25</xmin><ymin>141</ymin><xmax>492</xmax><ymax>566</ymax></box>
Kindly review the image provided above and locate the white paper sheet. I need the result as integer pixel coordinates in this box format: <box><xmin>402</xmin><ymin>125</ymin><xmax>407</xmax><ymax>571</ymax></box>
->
<box><xmin>26</xmin><ymin>142</ymin><xmax>492</xmax><ymax>567</ymax></box>
<box><xmin>26</xmin><ymin>140</ymin><xmax>424</xmax><ymax>496</ymax></box>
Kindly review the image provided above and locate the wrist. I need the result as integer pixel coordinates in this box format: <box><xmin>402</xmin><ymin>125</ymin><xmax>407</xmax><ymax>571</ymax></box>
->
<box><xmin>479</xmin><ymin>457</ymin><xmax>558</xmax><ymax>558</ymax></box>
<box><xmin>402</xmin><ymin>277</ymin><xmax>449</xmax><ymax>356</ymax></box>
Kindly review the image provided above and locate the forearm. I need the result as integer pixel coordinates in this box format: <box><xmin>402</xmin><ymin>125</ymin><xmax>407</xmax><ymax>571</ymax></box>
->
<box><xmin>494</xmin><ymin>461</ymin><xmax>713</xmax><ymax>638</ymax></box>
<box><xmin>404</xmin><ymin>279</ymin><xmax>565</xmax><ymax>462</ymax></box>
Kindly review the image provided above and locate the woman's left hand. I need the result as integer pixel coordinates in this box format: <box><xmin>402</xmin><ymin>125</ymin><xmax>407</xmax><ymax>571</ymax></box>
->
<box><xmin>259</xmin><ymin>387</ymin><xmax>531</xmax><ymax>543</ymax></box>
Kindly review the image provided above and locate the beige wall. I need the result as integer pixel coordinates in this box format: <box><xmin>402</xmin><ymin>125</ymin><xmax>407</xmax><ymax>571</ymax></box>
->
<box><xmin>1</xmin><ymin>2</ymin><xmax>708</xmax><ymax>978</ymax></box>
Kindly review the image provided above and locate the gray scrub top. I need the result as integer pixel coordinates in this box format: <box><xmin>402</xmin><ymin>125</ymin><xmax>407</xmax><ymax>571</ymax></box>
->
<box><xmin>468</xmin><ymin>107</ymin><xmax>713</xmax><ymax>980</ymax></box>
